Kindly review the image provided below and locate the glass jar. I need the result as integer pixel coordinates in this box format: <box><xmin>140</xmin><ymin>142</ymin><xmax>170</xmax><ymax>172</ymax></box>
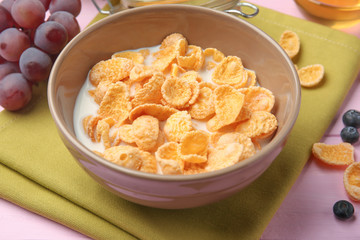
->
<box><xmin>91</xmin><ymin>0</ymin><xmax>259</xmax><ymax>18</ymax></box>
<box><xmin>295</xmin><ymin>0</ymin><xmax>360</xmax><ymax>20</ymax></box>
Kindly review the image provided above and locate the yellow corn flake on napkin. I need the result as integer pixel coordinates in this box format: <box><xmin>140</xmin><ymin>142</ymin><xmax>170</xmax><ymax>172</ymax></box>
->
<box><xmin>1</xmin><ymin>4</ymin><xmax>360</xmax><ymax>240</ymax></box>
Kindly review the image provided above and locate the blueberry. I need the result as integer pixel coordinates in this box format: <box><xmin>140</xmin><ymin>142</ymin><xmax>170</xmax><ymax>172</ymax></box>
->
<box><xmin>342</xmin><ymin>109</ymin><xmax>360</xmax><ymax>128</ymax></box>
<box><xmin>341</xmin><ymin>126</ymin><xmax>359</xmax><ymax>144</ymax></box>
<box><xmin>333</xmin><ymin>200</ymin><xmax>354</xmax><ymax>220</ymax></box>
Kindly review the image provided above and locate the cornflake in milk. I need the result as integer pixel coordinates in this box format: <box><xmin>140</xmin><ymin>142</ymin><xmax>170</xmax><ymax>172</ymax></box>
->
<box><xmin>73</xmin><ymin>33</ymin><xmax>278</xmax><ymax>175</ymax></box>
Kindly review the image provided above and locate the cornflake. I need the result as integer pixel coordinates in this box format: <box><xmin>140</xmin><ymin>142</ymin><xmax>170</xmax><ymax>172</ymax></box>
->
<box><xmin>212</xmin><ymin>56</ymin><xmax>248</xmax><ymax>88</ymax></box>
<box><xmin>206</xmin><ymin>143</ymin><xmax>244</xmax><ymax>171</ymax></box>
<box><xmin>206</xmin><ymin>61</ymin><xmax>217</xmax><ymax>70</ymax></box>
<box><xmin>95</xmin><ymin>117</ymin><xmax>115</xmax><ymax>148</ymax></box>
<box><xmin>89</xmin><ymin>57</ymin><xmax>134</xmax><ymax>87</ymax></box>
<box><xmin>179</xmin><ymin>72</ymin><xmax>200</xmax><ymax>105</ymax></box>
<box><xmin>153</xmin><ymin>37</ymin><xmax>187</xmax><ymax>72</ymax></box>
<box><xmin>170</xmin><ymin>63</ymin><xmax>185</xmax><ymax>77</ymax></box>
<box><xmin>177</xmin><ymin>45</ymin><xmax>204</xmax><ymax>71</ymax></box>
<box><xmin>139</xmin><ymin>150</ymin><xmax>157</xmax><ymax>173</ymax></box>
<box><xmin>160</xmin><ymin>33</ymin><xmax>187</xmax><ymax>49</ymax></box>
<box><xmin>83</xmin><ymin>115</ymin><xmax>101</xmax><ymax>142</ymax></box>
<box><xmin>204</xmin><ymin>48</ymin><xmax>225</xmax><ymax>62</ymax></box>
<box><xmin>199</xmin><ymin>81</ymin><xmax>216</xmax><ymax>90</ymax></box>
<box><xmin>161</xmin><ymin>77</ymin><xmax>192</xmax><ymax>108</ymax></box>
<box><xmin>155</xmin><ymin>142</ymin><xmax>184</xmax><ymax>175</ymax></box>
<box><xmin>239</xmin><ymin>86</ymin><xmax>275</xmax><ymax>112</ymax></box>
<box><xmin>179</xmin><ymin>130</ymin><xmax>209</xmax><ymax>163</ymax></box>
<box><xmin>278</xmin><ymin>30</ymin><xmax>326</xmax><ymax>89</ymax></box>
<box><xmin>131</xmin><ymin>72</ymin><xmax>165</xmax><ymax>107</ymax></box>
<box><xmin>112</xmin><ymin>51</ymin><xmax>145</xmax><ymax>64</ymax></box>
<box><xmin>279</xmin><ymin>30</ymin><xmax>300</xmax><ymax>59</ymax></box>
<box><xmin>312</xmin><ymin>142</ymin><xmax>354</xmax><ymax>166</ymax></box>
<box><xmin>188</xmin><ymin>87</ymin><xmax>215</xmax><ymax>120</ymax></box>
<box><xmin>216</xmin><ymin>132</ymin><xmax>256</xmax><ymax>160</ymax></box>
<box><xmin>164</xmin><ymin>111</ymin><xmax>193</xmax><ymax>142</ymax></box>
<box><xmin>129</xmin><ymin>103</ymin><xmax>178</xmax><ymax>121</ymax></box>
<box><xmin>207</xmin><ymin>85</ymin><xmax>245</xmax><ymax>131</ymax></box>
<box><xmin>235</xmin><ymin>111</ymin><xmax>278</xmax><ymax>139</ymax></box>
<box><xmin>112</xmin><ymin>124</ymin><xmax>136</xmax><ymax>145</ymax></box>
<box><xmin>103</xmin><ymin>145</ymin><xmax>143</xmax><ymax>170</ymax></box>
<box><xmin>98</xmin><ymin>81</ymin><xmax>132</xmax><ymax>124</ymax></box>
<box><xmin>93</xmin><ymin>80</ymin><xmax>112</xmax><ymax>105</ymax></box>
<box><xmin>298</xmin><ymin>64</ymin><xmax>325</xmax><ymax>87</ymax></box>
<box><xmin>245</xmin><ymin>70</ymin><xmax>257</xmax><ymax>87</ymax></box>
<box><xmin>235</xmin><ymin>106</ymin><xmax>252</xmax><ymax>123</ymax></box>
<box><xmin>184</xmin><ymin>162</ymin><xmax>207</xmax><ymax>175</ymax></box>
<box><xmin>129</xmin><ymin>64</ymin><xmax>156</xmax><ymax>82</ymax></box>
<box><xmin>80</xmin><ymin>33</ymin><xmax>279</xmax><ymax>175</ymax></box>
<box><xmin>181</xmin><ymin>70</ymin><xmax>202</xmax><ymax>83</ymax></box>
<box><xmin>132</xmin><ymin>115</ymin><xmax>160</xmax><ymax>152</ymax></box>
<box><xmin>344</xmin><ymin>162</ymin><xmax>360</xmax><ymax>201</ymax></box>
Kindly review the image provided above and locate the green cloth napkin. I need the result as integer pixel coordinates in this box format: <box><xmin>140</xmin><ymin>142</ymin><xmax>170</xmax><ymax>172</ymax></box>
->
<box><xmin>1</xmin><ymin>4</ymin><xmax>360</xmax><ymax>240</ymax></box>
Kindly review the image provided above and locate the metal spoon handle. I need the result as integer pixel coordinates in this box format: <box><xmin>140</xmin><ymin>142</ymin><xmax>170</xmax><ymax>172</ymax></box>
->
<box><xmin>91</xmin><ymin>0</ymin><xmax>259</xmax><ymax>18</ymax></box>
<box><xmin>224</xmin><ymin>2</ymin><xmax>259</xmax><ymax>18</ymax></box>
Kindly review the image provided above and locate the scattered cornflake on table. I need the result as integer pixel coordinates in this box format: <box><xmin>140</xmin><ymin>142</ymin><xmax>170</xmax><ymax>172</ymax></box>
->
<box><xmin>279</xmin><ymin>30</ymin><xmax>325</xmax><ymax>88</ymax></box>
<box><xmin>298</xmin><ymin>64</ymin><xmax>325</xmax><ymax>87</ymax></box>
<box><xmin>279</xmin><ymin>30</ymin><xmax>300</xmax><ymax>59</ymax></box>
<box><xmin>312</xmin><ymin>142</ymin><xmax>354</xmax><ymax>166</ymax></box>
<box><xmin>343</xmin><ymin>162</ymin><xmax>360</xmax><ymax>201</ymax></box>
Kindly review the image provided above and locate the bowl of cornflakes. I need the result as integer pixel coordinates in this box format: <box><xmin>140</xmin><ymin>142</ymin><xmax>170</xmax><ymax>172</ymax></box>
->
<box><xmin>48</xmin><ymin>4</ymin><xmax>301</xmax><ymax>209</ymax></box>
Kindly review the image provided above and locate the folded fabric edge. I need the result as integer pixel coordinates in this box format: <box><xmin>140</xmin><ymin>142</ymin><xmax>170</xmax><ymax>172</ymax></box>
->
<box><xmin>0</xmin><ymin>163</ymin><xmax>136</xmax><ymax>240</ymax></box>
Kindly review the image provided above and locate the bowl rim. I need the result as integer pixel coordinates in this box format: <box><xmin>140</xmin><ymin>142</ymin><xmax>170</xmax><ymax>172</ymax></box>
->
<box><xmin>48</xmin><ymin>4</ymin><xmax>301</xmax><ymax>182</ymax></box>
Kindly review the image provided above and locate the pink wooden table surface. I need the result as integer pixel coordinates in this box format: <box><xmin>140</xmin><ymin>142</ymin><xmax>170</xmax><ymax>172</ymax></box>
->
<box><xmin>1</xmin><ymin>0</ymin><xmax>360</xmax><ymax>239</ymax></box>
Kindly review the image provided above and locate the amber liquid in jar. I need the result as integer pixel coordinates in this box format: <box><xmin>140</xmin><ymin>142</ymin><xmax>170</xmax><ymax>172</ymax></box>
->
<box><xmin>295</xmin><ymin>0</ymin><xmax>360</xmax><ymax>20</ymax></box>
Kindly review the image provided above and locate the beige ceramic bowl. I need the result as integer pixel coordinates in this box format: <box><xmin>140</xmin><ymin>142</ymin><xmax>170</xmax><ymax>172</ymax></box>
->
<box><xmin>48</xmin><ymin>5</ymin><xmax>301</xmax><ymax>209</ymax></box>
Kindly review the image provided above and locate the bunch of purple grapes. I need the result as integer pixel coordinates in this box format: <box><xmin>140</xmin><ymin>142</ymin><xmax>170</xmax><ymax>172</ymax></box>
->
<box><xmin>0</xmin><ymin>0</ymin><xmax>81</xmax><ymax>111</ymax></box>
